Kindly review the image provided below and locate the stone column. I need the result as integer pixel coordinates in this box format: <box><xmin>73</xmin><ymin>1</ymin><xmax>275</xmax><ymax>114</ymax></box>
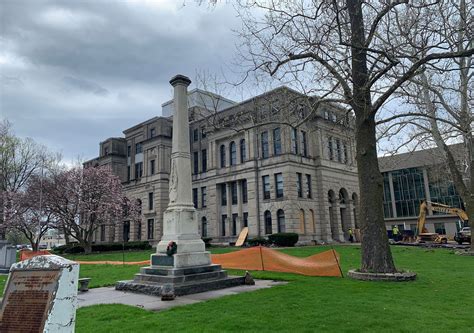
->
<box><xmin>154</xmin><ymin>75</ymin><xmax>211</xmax><ymax>268</ymax></box>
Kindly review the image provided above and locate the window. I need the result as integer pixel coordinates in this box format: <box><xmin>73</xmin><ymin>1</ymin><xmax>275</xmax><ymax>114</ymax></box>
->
<box><xmin>324</xmin><ymin>110</ymin><xmax>330</xmax><ymax>120</ymax></box>
<box><xmin>202</xmin><ymin>149</ymin><xmax>207</xmax><ymax>172</ymax></box>
<box><xmin>297</xmin><ymin>173</ymin><xmax>303</xmax><ymax>198</ymax></box>
<box><xmin>328</xmin><ymin>137</ymin><xmax>334</xmax><ymax>160</ymax></box>
<box><xmin>127</xmin><ymin>145</ymin><xmax>131</xmax><ymax>157</ymax></box>
<box><xmin>230</xmin><ymin>141</ymin><xmax>237</xmax><ymax>165</ymax></box>
<box><xmin>221</xmin><ymin>214</ymin><xmax>227</xmax><ymax>236</ymax></box>
<box><xmin>273</xmin><ymin>127</ymin><xmax>281</xmax><ymax>155</ymax></box>
<box><xmin>240</xmin><ymin>139</ymin><xmax>246</xmax><ymax>162</ymax></box>
<box><xmin>148</xmin><ymin>192</ymin><xmax>154</xmax><ymax>210</ymax></box>
<box><xmin>261</xmin><ymin>131</ymin><xmax>269</xmax><ymax>158</ymax></box>
<box><xmin>336</xmin><ymin>138</ymin><xmax>342</xmax><ymax>162</ymax></box>
<box><xmin>306</xmin><ymin>174</ymin><xmax>312</xmax><ymax>198</ymax></box>
<box><xmin>104</xmin><ymin>147</ymin><xmax>109</xmax><ymax>156</ymax></box>
<box><xmin>291</xmin><ymin>128</ymin><xmax>298</xmax><ymax>154</ymax></box>
<box><xmin>150</xmin><ymin>128</ymin><xmax>156</xmax><ymax>138</ymax></box>
<box><xmin>232</xmin><ymin>213</ymin><xmax>238</xmax><ymax>236</ymax></box>
<box><xmin>221</xmin><ymin>184</ymin><xmax>227</xmax><ymax>206</ymax></box>
<box><xmin>220</xmin><ymin>145</ymin><xmax>226</xmax><ymax>167</ymax></box>
<box><xmin>136</xmin><ymin>222</ymin><xmax>141</xmax><ymax>241</ymax></box>
<box><xmin>201</xmin><ymin>187</ymin><xmax>207</xmax><ymax>208</ymax></box>
<box><xmin>243</xmin><ymin>212</ymin><xmax>248</xmax><ymax>228</ymax></box>
<box><xmin>343</xmin><ymin>144</ymin><xmax>348</xmax><ymax>164</ymax></box>
<box><xmin>201</xmin><ymin>128</ymin><xmax>206</xmax><ymax>139</ymax></box>
<box><xmin>123</xmin><ymin>221</ymin><xmax>130</xmax><ymax>242</ymax></box>
<box><xmin>231</xmin><ymin>182</ymin><xmax>238</xmax><ymax>205</ymax></box>
<box><xmin>193</xmin><ymin>151</ymin><xmax>199</xmax><ymax>174</ymax></box>
<box><xmin>135</xmin><ymin>162</ymin><xmax>143</xmax><ymax>179</ymax></box>
<box><xmin>100</xmin><ymin>225</ymin><xmax>106</xmax><ymax>242</ymax></box>
<box><xmin>301</xmin><ymin>131</ymin><xmax>308</xmax><ymax>157</ymax></box>
<box><xmin>241</xmin><ymin>179</ymin><xmax>248</xmax><ymax>203</ymax></box>
<box><xmin>262</xmin><ymin>175</ymin><xmax>270</xmax><ymax>200</ymax></box>
<box><xmin>331</xmin><ymin>113</ymin><xmax>337</xmax><ymax>123</ymax></box>
<box><xmin>264</xmin><ymin>211</ymin><xmax>272</xmax><ymax>235</ymax></box>
<box><xmin>150</xmin><ymin>159</ymin><xmax>155</xmax><ymax>175</ymax></box>
<box><xmin>193</xmin><ymin>128</ymin><xmax>199</xmax><ymax>142</ymax></box>
<box><xmin>275</xmin><ymin>173</ymin><xmax>283</xmax><ymax>198</ymax></box>
<box><xmin>127</xmin><ymin>166</ymin><xmax>131</xmax><ymax>181</ymax></box>
<box><xmin>147</xmin><ymin>219</ymin><xmax>154</xmax><ymax>239</ymax></box>
<box><xmin>277</xmin><ymin>209</ymin><xmax>286</xmax><ymax>233</ymax></box>
<box><xmin>135</xmin><ymin>143</ymin><xmax>143</xmax><ymax>154</ymax></box>
<box><xmin>202</xmin><ymin>217</ymin><xmax>208</xmax><ymax>237</ymax></box>
<box><xmin>193</xmin><ymin>188</ymin><xmax>198</xmax><ymax>208</ymax></box>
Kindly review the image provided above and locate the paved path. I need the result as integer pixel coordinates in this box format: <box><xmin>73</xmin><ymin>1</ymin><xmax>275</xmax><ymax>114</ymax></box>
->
<box><xmin>78</xmin><ymin>279</ymin><xmax>285</xmax><ymax>311</ymax></box>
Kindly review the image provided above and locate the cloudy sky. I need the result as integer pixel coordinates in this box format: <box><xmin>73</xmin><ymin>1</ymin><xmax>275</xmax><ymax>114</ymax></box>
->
<box><xmin>1</xmin><ymin>0</ymin><xmax>247</xmax><ymax>162</ymax></box>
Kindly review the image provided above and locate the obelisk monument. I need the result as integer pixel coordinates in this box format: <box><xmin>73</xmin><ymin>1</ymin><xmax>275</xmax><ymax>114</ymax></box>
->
<box><xmin>152</xmin><ymin>74</ymin><xmax>211</xmax><ymax>268</ymax></box>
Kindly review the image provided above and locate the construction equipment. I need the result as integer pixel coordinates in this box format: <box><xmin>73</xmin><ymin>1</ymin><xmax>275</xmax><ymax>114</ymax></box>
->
<box><xmin>416</xmin><ymin>201</ymin><xmax>469</xmax><ymax>244</ymax></box>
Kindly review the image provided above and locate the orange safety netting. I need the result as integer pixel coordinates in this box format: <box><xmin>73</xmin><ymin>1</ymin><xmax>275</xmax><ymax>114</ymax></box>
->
<box><xmin>212</xmin><ymin>247</ymin><xmax>343</xmax><ymax>277</ymax></box>
<box><xmin>25</xmin><ymin>247</ymin><xmax>343</xmax><ymax>278</ymax></box>
<box><xmin>19</xmin><ymin>250</ymin><xmax>51</xmax><ymax>261</ymax></box>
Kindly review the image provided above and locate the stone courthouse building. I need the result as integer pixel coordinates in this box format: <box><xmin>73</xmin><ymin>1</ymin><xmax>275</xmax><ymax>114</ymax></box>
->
<box><xmin>84</xmin><ymin>85</ymin><xmax>360</xmax><ymax>245</ymax></box>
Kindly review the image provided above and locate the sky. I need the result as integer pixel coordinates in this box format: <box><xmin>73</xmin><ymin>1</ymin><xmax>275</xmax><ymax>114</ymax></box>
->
<box><xmin>0</xmin><ymin>0</ymin><xmax>245</xmax><ymax>162</ymax></box>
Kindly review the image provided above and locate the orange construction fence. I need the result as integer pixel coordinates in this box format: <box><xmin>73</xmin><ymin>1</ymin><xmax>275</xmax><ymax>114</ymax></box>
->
<box><xmin>19</xmin><ymin>250</ymin><xmax>51</xmax><ymax>261</ymax></box>
<box><xmin>18</xmin><ymin>247</ymin><xmax>343</xmax><ymax>278</ymax></box>
<box><xmin>76</xmin><ymin>247</ymin><xmax>343</xmax><ymax>277</ymax></box>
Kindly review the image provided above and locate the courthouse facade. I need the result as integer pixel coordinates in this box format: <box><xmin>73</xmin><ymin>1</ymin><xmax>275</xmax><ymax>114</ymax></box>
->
<box><xmin>85</xmin><ymin>86</ymin><xmax>360</xmax><ymax>245</ymax></box>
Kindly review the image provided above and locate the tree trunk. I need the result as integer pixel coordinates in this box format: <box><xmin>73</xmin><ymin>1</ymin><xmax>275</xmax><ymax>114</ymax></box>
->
<box><xmin>348</xmin><ymin>0</ymin><xmax>396</xmax><ymax>273</ymax></box>
<box><xmin>84</xmin><ymin>243</ymin><xmax>92</xmax><ymax>254</ymax></box>
<box><xmin>356</xmin><ymin>116</ymin><xmax>397</xmax><ymax>272</ymax></box>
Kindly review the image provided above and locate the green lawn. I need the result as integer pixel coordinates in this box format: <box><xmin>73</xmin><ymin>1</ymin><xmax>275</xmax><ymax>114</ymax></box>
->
<box><xmin>74</xmin><ymin>246</ymin><xmax>474</xmax><ymax>332</ymax></box>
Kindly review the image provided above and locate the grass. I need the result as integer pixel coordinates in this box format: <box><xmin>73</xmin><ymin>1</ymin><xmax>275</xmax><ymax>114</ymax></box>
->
<box><xmin>73</xmin><ymin>246</ymin><xmax>474</xmax><ymax>332</ymax></box>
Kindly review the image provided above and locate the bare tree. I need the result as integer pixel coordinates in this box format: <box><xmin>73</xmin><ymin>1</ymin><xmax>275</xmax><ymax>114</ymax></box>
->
<box><xmin>378</xmin><ymin>0</ymin><xmax>473</xmax><ymax>250</ymax></box>
<box><xmin>0</xmin><ymin>119</ymin><xmax>58</xmax><ymax>239</ymax></box>
<box><xmin>233</xmin><ymin>0</ymin><xmax>473</xmax><ymax>273</ymax></box>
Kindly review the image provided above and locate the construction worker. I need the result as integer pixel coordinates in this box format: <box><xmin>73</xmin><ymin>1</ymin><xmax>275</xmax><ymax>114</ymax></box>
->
<box><xmin>392</xmin><ymin>225</ymin><xmax>400</xmax><ymax>241</ymax></box>
<box><xmin>348</xmin><ymin>228</ymin><xmax>354</xmax><ymax>243</ymax></box>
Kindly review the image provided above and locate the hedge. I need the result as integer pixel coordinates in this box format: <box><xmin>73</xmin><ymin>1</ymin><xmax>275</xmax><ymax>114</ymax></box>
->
<box><xmin>52</xmin><ymin>241</ymin><xmax>152</xmax><ymax>254</ymax></box>
<box><xmin>268</xmin><ymin>233</ymin><xmax>299</xmax><ymax>247</ymax></box>
<box><xmin>247</xmin><ymin>237</ymin><xmax>268</xmax><ymax>246</ymax></box>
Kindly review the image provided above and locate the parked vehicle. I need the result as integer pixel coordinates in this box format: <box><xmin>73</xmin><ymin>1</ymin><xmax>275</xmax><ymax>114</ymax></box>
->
<box><xmin>454</xmin><ymin>227</ymin><xmax>471</xmax><ymax>245</ymax></box>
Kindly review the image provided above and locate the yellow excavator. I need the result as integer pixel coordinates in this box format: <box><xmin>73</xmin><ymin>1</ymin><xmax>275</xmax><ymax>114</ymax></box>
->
<box><xmin>416</xmin><ymin>201</ymin><xmax>468</xmax><ymax>244</ymax></box>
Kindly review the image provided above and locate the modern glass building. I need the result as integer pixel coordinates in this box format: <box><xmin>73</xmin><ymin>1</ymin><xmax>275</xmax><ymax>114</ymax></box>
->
<box><xmin>379</xmin><ymin>145</ymin><xmax>465</xmax><ymax>237</ymax></box>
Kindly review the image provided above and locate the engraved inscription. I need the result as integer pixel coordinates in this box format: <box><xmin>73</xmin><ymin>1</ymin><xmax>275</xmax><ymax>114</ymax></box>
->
<box><xmin>0</xmin><ymin>270</ymin><xmax>60</xmax><ymax>333</ymax></box>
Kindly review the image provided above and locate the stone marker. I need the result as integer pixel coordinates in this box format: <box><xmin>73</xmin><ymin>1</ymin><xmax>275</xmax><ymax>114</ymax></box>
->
<box><xmin>116</xmin><ymin>75</ymin><xmax>245</xmax><ymax>296</ymax></box>
<box><xmin>0</xmin><ymin>240</ymin><xmax>16</xmax><ymax>274</ymax></box>
<box><xmin>0</xmin><ymin>255</ymin><xmax>79</xmax><ymax>333</ymax></box>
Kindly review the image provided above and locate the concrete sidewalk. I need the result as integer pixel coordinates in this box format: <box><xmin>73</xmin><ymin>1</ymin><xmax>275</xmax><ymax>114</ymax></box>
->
<box><xmin>78</xmin><ymin>279</ymin><xmax>285</xmax><ymax>311</ymax></box>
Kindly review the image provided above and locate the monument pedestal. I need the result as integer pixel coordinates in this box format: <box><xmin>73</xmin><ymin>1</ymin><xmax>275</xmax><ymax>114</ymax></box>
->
<box><xmin>0</xmin><ymin>240</ymin><xmax>16</xmax><ymax>274</ymax></box>
<box><xmin>115</xmin><ymin>74</ymin><xmax>246</xmax><ymax>298</ymax></box>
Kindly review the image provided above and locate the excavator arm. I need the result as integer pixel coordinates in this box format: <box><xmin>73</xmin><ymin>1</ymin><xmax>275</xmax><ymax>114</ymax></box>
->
<box><xmin>416</xmin><ymin>201</ymin><xmax>429</xmax><ymax>236</ymax></box>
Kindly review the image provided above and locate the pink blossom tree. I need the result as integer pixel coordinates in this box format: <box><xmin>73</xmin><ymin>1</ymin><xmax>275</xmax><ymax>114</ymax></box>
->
<box><xmin>47</xmin><ymin>166</ymin><xmax>139</xmax><ymax>253</ymax></box>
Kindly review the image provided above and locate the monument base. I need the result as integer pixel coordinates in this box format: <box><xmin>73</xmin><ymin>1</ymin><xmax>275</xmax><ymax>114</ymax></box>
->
<box><xmin>115</xmin><ymin>263</ymin><xmax>245</xmax><ymax>296</ymax></box>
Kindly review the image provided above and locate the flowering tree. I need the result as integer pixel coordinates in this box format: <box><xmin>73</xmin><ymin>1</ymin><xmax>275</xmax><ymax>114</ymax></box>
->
<box><xmin>46</xmin><ymin>166</ymin><xmax>138</xmax><ymax>253</ymax></box>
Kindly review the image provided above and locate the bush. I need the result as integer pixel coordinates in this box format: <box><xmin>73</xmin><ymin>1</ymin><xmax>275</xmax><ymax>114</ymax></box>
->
<box><xmin>51</xmin><ymin>241</ymin><xmax>152</xmax><ymax>254</ymax></box>
<box><xmin>202</xmin><ymin>237</ymin><xmax>213</xmax><ymax>248</ymax></box>
<box><xmin>247</xmin><ymin>237</ymin><xmax>268</xmax><ymax>246</ymax></box>
<box><xmin>268</xmin><ymin>233</ymin><xmax>299</xmax><ymax>247</ymax></box>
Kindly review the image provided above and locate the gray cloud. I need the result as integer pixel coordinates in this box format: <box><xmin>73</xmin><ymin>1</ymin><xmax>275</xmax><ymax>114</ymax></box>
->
<box><xmin>0</xmin><ymin>0</ymin><xmax>243</xmax><ymax>161</ymax></box>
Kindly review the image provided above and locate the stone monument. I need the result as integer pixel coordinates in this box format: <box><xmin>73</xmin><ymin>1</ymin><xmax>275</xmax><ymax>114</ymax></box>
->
<box><xmin>0</xmin><ymin>240</ymin><xmax>16</xmax><ymax>274</ymax></box>
<box><xmin>0</xmin><ymin>255</ymin><xmax>80</xmax><ymax>332</ymax></box>
<box><xmin>116</xmin><ymin>75</ymin><xmax>245</xmax><ymax>297</ymax></box>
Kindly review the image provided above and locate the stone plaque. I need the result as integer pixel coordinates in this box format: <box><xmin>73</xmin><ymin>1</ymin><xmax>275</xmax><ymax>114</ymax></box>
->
<box><xmin>0</xmin><ymin>270</ymin><xmax>60</xmax><ymax>332</ymax></box>
<box><xmin>0</xmin><ymin>255</ymin><xmax>79</xmax><ymax>333</ymax></box>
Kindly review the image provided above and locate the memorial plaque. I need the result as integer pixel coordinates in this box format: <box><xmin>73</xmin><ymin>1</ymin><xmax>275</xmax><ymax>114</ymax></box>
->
<box><xmin>0</xmin><ymin>255</ymin><xmax>79</xmax><ymax>333</ymax></box>
<box><xmin>0</xmin><ymin>269</ymin><xmax>60</xmax><ymax>332</ymax></box>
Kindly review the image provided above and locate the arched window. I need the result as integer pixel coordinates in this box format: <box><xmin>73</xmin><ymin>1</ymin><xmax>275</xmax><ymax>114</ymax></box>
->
<box><xmin>240</xmin><ymin>139</ymin><xmax>246</xmax><ymax>162</ymax></box>
<box><xmin>230</xmin><ymin>141</ymin><xmax>236</xmax><ymax>166</ymax></box>
<box><xmin>201</xmin><ymin>217</ymin><xmax>208</xmax><ymax>237</ymax></box>
<box><xmin>264</xmin><ymin>211</ymin><xmax>272</xmax><ymax>235</ymax></box>
<box><xmin>339</xmin><ymin>188</ymin><xmax>348</xmax><ymax>204</ymax></box>
<box><xmin>277</xmin><ymin>209</ymin><xmax>285</xmax><ymax>233</ymax></box>
<box><xmin>220</xmin><ymin>144</ymin><xmax>226</xmax><ymax>168</ymax></box>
